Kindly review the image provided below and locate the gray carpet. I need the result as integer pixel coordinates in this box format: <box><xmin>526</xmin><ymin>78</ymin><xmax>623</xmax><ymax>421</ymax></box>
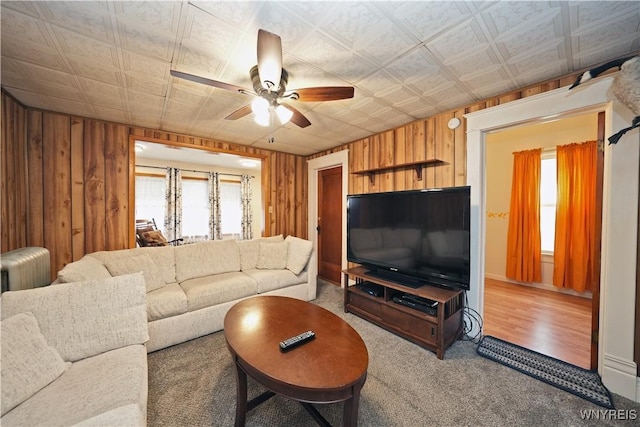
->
<box><xmin>148</xmin><ymin>281</ymin><xmax>640</xmax><ymax>426</ymax></box>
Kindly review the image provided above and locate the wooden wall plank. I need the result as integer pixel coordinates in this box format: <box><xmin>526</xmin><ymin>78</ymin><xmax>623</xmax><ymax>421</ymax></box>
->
<box><xmin>454</xmin><ymin>108</ymin><xmax>467</xmax><ymax>187</ymax></box>
<box><xmin>70</xmin><ymin>118</ymin><xmax>85</xmax><ymax>260</ymax></box>
<box><xmin>42</xmin><ymin>113</ymin><xmax>72</xmax><ymax>280</ymax></box>
<box><xmin>84</xmin><ymin>120</ymin><xmax>106</xmax><ymax>254</ymax></box>
<box><xmin>104</xmin><ymin>123</ymin><xmax>129</xmax><ymax>250</ymax></box>
<box><xmin>27</xmin><ymin>110</ymin><xmax>44</xmax><ymax>247</ymax></box>
<box><xmin>1</xmin><ymin>94</ymin><xmax>13</xmax><ymax>252</ymax></box>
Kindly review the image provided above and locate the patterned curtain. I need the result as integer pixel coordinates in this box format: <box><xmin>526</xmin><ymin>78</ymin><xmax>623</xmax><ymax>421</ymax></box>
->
<box><xmin>208</xmin><ymin>172</ymin><xmax>221</xmax><ymax>240</ymax></box>
<box><xmin>164</xmin><ymin>167</ymin><xmax>182</xmax><ymax>241</ymax></box>
<box><xmin>240</xmin><ymin>174</ymin><xmax>253</xmax><ymax>240</ymax></box>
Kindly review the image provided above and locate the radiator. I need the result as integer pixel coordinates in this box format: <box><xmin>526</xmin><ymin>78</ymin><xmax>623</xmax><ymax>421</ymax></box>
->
<box><xmin>1</xmin><ymin>247</ymin><xmax>51</xmax><ymax>292</ymax></box>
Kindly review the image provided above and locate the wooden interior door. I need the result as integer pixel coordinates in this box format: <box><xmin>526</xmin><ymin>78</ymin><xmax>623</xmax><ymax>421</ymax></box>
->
<box><xmin>317</xmin><ymin>166</ymin><xmax>342</xmax><ymax>284</ymax></box>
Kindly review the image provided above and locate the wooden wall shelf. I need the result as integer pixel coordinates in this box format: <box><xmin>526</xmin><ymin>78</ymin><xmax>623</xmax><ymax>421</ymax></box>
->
<box><xmin>352</xmin><ymin>159</ymin><xmax>443</xmax><ymax>185</ymax></box>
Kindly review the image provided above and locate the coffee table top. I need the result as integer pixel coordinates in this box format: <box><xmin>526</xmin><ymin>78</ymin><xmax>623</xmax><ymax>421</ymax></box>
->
<box><xmin>224</xmin><ymin>296</ymin><xmax>368</xmax><ymax>399</ymax></box>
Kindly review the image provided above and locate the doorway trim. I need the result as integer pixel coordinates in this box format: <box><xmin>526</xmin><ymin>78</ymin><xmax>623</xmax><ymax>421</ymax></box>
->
<box><xmin>465</xmin><ymin>75</ymin><xmax>639</xmax><ymax>401</ymax></box>
<box><xmin>308</xmin><ymin>150</ymin><xmax>349</xmax><ymax>287</ymax></box>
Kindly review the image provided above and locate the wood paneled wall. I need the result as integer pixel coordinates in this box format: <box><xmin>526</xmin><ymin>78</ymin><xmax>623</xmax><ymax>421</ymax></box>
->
<box><xmin>1</xmin><ymin>90</ymin><xmax>307</xmax><ymax>281</ymax></box>
<box><xmin>308</xmin><ymin>77</ymin><xmax>578</xmax><ymax>195</ymax></box>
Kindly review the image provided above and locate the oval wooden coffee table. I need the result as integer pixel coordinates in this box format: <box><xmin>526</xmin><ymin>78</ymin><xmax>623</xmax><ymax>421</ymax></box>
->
<box><xmin>224</xmin><ymin>295</ymin><xmax>368</xmax><ymax>427</ymax></box>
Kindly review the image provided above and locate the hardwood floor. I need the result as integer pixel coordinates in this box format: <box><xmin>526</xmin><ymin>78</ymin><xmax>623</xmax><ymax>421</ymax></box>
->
<box><xmin>483</xmin><ymin>278</ymin><xmax>592</xmax><ymax>369</ymax></box>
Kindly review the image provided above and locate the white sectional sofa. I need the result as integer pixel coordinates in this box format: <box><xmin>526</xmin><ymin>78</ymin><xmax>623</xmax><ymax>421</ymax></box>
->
<box><xmin>1</xmin><ymin>272</ymin><xmax>149</xmax><ymax>426</ymax></box>
<box><xmin>55</xmin><ymin>234</ymin><xmax>316</xmax><ymax>352</ymax></box>
<box><xmin>0</xmin><ymin>235</ymin><xmax>315</xmax><ymax>426</ymax></box>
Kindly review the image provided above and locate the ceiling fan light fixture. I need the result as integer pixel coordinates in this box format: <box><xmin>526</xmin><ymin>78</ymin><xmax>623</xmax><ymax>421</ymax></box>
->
<box><xmin>276</xmin><ymin>104</ymin><xmax>293</xmax><ymax>124</ymax></box>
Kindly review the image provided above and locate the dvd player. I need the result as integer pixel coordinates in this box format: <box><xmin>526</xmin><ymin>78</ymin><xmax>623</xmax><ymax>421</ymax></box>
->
<box><xmin>392</xmin><ymin>294</ymin><xmax>438</xmax><ymax>315</ymax></box>
<box><xmin>356</xmin><ymin>281</ymin><xmax>384</xmax><ymax>297</ymax></box>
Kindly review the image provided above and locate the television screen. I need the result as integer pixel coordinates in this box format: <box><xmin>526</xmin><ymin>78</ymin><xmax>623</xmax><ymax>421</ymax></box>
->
<box><xmin>347</xmin><ymin>186</ymin><xmax>470</xmax><ymax>291</ymax></box>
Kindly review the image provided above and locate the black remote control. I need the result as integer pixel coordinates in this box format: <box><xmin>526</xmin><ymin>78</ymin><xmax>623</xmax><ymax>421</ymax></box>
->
<box><xmin>279</xmin><ymin>330</ymin><xmax>315</xmax><ymax>352</ymax></box>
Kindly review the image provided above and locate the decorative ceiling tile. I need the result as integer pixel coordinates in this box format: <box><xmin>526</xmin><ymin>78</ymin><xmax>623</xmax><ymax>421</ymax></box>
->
<box><xmin>121</xmin><ymin>51</ymin><xmax>170</xmax><ymax>81</ymax></box>
<box><xmin>380</xmin><ymin>1</ymin><xmax>473</xmax><ymax>42</ymax></box>
<box><xmin>481</xmin><ymin>1</ymin><xmax>558</xmax><ymax>36</ymax></box>
<box><xmin>52</xmin><ymin>26</ymin><xmax>120</xmax><ymax>67</ymax></box>
<box><xmin>190</xmin><ymin>1</ymin><xmax>263</xmax><ymax>32</ymax></box>
<box><xmin>77</xmin><ymin>76</ymin><xmax>124</xmax><ymax>97</ymax></box>
<box><xmin>571</xmin><ymin>14</ymin><xmax>639</xmax><ymax>54</ymax></box>
<box><xmin>67</xmin><ymin>59</ymin><xmax>123</xmax><ymax>85</ymax></box>
<box><xmin>114</xmin><ymin>0</ymin><xmax>181</xmax><ymax>32</ymax></box>
<box><xmin>427</xmin><ymin>18</ymin><xmax>488</xmax><ymax>60</ymax></box>
<box><xmin>125</xmin><ymin>74</ymin><xmax>167</xmax><ymax>96</ymax></box>
<box><xmin>1</xmin><ymin>38</ymin><xmax>68</xmax><ymax>71</ymax></box>
<box><xmin>494</xmin><ymin>16</ymin><xmax>564</xmax><ymax>61</ymax></box>
<box><xmin>1</xmin><ymin>7</ymin><xmax>56</xmax><ymax>47</ymax></box>
<box><xmin>126</xmin><ymin>90</ymin><xmax>165</xmax><ymax>110</ymax></box>
<box><xmin>2</xmin><ymin>1</ymin><xmax>639</xmax><ymax>155</ymax></box>
<box><xmin>571</xmin><ymin>1</ymin><xmax>637</xmax><ymax>28</ymax></box>
<box><xmin>38</xmin><ymin>1</ymin><xmax>114</xmax><ymax>43</ymax></box>
<box><xmin>444</xmin><ymin>47</ymin><xmax>502</xmax><ymax>79</ymax></box>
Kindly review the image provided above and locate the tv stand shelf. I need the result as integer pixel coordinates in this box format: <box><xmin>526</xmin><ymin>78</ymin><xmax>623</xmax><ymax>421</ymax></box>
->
<box><xmin>343</xmin><ymin>266</ymin><xmax>464</xmax><ymax>359</ymax></box>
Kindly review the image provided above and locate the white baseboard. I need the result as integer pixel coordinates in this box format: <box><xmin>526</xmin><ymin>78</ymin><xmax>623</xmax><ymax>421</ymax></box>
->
<box><xmin>602</xmin><ymin>353</ymin><xmax>639</xmax><ymax>402</ymax></box>
<box><xmin>484</xmin><ymin>273</ymin><xmax>592</xmax><ymax>299</ymax></box>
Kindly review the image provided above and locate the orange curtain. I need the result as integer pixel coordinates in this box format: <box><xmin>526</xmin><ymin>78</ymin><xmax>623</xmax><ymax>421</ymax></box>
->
<box><xmin>506</xmin><ymin>148</ymin><xmax>542</xmax><ymax>282</ymax></box>
<box><xmin>553</xmin><ymin>140</ymin><xmax>597</xmax><ymax>292</ymax></box>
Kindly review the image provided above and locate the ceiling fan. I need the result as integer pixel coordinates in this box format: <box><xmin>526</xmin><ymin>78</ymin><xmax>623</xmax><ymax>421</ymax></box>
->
<box><xmin>170</xmin><ymin>29</ymin><xmax>355</xmax><ymax>128</ymax></box>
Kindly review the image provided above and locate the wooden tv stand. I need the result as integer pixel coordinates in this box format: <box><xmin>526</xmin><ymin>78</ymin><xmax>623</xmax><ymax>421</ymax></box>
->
<box><xmin>343</xmin><ymin>266</ymin><xmax>464</xmax><ymax>359</ymax></box>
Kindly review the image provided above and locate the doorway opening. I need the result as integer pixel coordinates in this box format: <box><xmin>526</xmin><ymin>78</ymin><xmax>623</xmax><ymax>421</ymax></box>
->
<box><xmin>483</xmin><ymin>112</ymin><xmax>602</xmax><ymax>369</ymax></box>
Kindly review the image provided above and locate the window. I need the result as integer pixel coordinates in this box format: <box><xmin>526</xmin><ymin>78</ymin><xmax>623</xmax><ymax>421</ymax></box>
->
<box><xmin>182</xmin><ymin>178</ymin><xmax>209</xmax><ymax>239</ymax></box>
<box><xmin>540</xmin><ymin>152</ymin><xmax>557</xmax><ymax>253</ymax></box>
<box><xmin>135</xmin><ymin>176</ymin><xmax>166</xmax><ymax>234</ymax></box>
<box><xmin>220</xmin><ymin>181</ymin><xmax>242</xmax><ymax>239</ymax></box>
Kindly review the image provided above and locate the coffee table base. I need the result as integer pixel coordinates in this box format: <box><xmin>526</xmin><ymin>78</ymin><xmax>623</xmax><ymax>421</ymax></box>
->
<box><xmin>234</xmin><ymin>360</ymin><xmax>363</xmax><ymax>427</ymax></box>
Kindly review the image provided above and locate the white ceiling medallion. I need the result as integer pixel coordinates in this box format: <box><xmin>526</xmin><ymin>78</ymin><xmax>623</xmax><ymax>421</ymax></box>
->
<box><xmin>448</xmin><ymin>117</ymin><xmax>461</xmax><ymax>130</ymax></box>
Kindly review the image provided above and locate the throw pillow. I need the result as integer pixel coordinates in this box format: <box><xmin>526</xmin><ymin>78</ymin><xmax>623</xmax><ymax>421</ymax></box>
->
<box><xmin>141</xmin><ymin>230</ymin><xmax>168</xmax><ymax>245</ymax></box>
<box><xmin>105</xmin><ymin>254</ymin><xmax>166</xmax><ymax>292</ymax></box>
<box><xmin>1</xmin><ymin>312</ymin><xmax>71</xmax><ymax>415</ymax></box>
<box><xmin>256</xmin><ymin>241</ymin><xmax>288</xmax><ymax>270</ymax></box>
<box><xmin>57</xmin><ymin>256</ymin><xmax>112</xmax><ymax>283</ymax></box>
<box><xmin>284</xmin><ymin>235</ymin><xmax>313</xmax><ymax>275</ymax></box>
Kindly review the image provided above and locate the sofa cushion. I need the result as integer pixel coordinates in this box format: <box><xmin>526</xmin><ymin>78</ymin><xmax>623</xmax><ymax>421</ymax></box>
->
<box><xmin>174</xmin><ymin>240</ymin><xmax>241</xmax><ymax>282</ymax></box>
<box><xmin>57</xmin><ymin>256</ymin><xmax>112</xmax><ymax>283</ymax></box>
<box><xmin>244</xmin><ymin>269</ymin><xmax>303</xmax><ymax>294</ymax></box>
<box><xmin>180</xmin><ymin>272</ymin><xmax>257</xmax><ymax>311</ymax></box>
<box><xmin>0</xmin><ymin>345</ymin><xmax>147</xmax><ymax>426</ymax></box>
<box><xmin>104</xmin><ymin>254</ymin><xmax>166</xmax><ymax>292</ymax></box>
<box><xmin>1</xmin><ymin>312</ymin><xmax>71</xmax><ymax>415</ymax></box>
<box><xmin>238</xmin><ymin>235</ymin><xmax>284</xmax><ymax>270</ymax></box>
<box><xmin>1</xmin><ymin>273</ymin><xmax>149</xmax><ymax>362</ymax></box>
<box><xmin>284</xmin><ymin>235</ymin><xmax>313</xmax><ymax>275</ymax></box>
<box><xmin>257</xmin><ymin>241</ymin><xmax>288</xmax><ymax>270</ymax></box>
<box><xmin>146</xmin><ymin>283</ymin><xmax>188</xmax><ymax>322</ymax></box>
<box><xmin>139</xmin><ymin>246</ymin><xmax>177</xmax><ymax>284</ymax></box>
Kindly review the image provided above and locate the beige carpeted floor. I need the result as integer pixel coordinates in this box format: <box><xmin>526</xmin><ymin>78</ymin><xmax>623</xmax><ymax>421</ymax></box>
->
<box><xmin>147</xmin><ymin>280</ymin><xmax>640</xmax><ymax>426</ymax></box>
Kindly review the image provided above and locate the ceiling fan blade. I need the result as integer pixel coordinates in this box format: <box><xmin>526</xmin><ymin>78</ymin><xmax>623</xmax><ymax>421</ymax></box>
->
<box><xmin>257</xmin><ymin>29</ymin><xmax>282</xmax><ymax>91</ymax></box>
<box><xmin>170</xmin><ymin>70</ymin><xmax>246</xmax><ymax>93</ymax></box>
<box><xmin>288</xmin><ymin>86</ymin><xmax>355</xmax><ymax>102</ymax></box>
<box><xmin>224</xmin><ymin>104</ymin><xmax>253</xmax><ymax>121</ymax></box>
<box><xmin>280</xmin><ymin>103</ymin><xmax>311</xmax><ymax>128</ymax></box>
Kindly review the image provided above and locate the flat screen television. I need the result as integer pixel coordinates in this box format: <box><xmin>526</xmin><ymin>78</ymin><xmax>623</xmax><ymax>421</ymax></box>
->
<box><xmin>347</xmin><ymin>186</ymin><xmax>470</xmax><ymax>291</ymax></box>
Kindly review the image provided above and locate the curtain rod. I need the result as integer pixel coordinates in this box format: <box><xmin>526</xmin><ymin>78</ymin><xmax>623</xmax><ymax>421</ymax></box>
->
<box><xmin>135</xmin><ymin>164</ymin><xmax>254</xmax><ymax>178</ymax></box>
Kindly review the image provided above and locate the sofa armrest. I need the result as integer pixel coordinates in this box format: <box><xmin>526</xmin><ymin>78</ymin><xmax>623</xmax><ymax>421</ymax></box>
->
<box><xmin>1</xmin><ymin>273</ymin><xmax>148</xmax><ymax>362</ymax></box>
